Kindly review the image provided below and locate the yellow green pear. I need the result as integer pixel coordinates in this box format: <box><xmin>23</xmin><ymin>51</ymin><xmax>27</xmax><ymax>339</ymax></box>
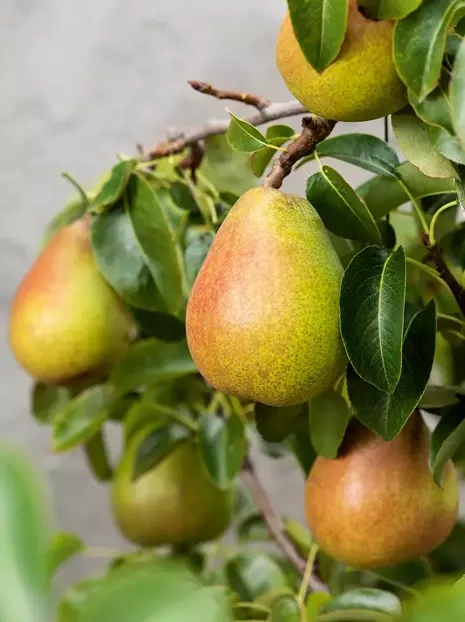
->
<box><xmin>276</xmin><ymin>1</ymin><xmax>407</xmax><ymax>122</ymax></box>
<box><xmin>112</xmin><ymin>435</ymin><xmax>233</xmax><ymax>547</ymax></box>
<box><xmin>9</xmin><ymin>215</ymin><xmax>133</xmax><ymax>387</ymax></box>
<box><xmin>306</xmin><ymin>414</ymin><xmax>458</xmax><ymax>569</ymax></box>
<box><xmin>186</xmin><ymin>187</ymin><xmax>346</xmax><ymax>407</ymax></box>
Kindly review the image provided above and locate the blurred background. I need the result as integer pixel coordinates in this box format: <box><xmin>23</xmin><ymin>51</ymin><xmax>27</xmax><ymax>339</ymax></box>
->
<box><xmin>1</xmin><ymin>0</ymin><xmax>385</xmax><ymax>587</ymax></box>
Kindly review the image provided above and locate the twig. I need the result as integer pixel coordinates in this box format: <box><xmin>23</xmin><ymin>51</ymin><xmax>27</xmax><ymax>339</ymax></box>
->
<box><xmin>421</xmin><ymin>232</ymin><xmax>465</xmax><ymax>315</ymax></box>
<box><xmin>263</xmin><ymin>116</ymin><xmax>336</xmax><ymax>189</ymax></box>
<box><xmin>188</xmin><ymin>80</ymin><xmax>271</xmax><ymax>110</ymax></box>
<box><xmin>241</xmin><ymin>453</ymin><xmax>329</xmax><ymax>594</ymax></box>
<box><xmin>179</xmin><ymin>142</ymin><xmax>204</xmax><ymax>182</ymax></box>
<box><xmin>147</xmin><ymin>100</ymin><xmax>307</xmax><ymax>160</ymax></box>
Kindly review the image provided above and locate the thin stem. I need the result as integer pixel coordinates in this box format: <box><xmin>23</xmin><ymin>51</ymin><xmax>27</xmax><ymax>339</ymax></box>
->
<box><xmin>396</xmin><ymin>178</ymin><xmax>429</xmax><ymax>234</ymax></box>
<box><xmin>153</xmin><ymin>404</ymin><xmax>198</xmax><ymax>432</ymax></box>
<box><xmin>429</xmin><ymin>200</ymin><xmax>458</xmax><ymax>245</ymax></box>
<box><xmin>188</xmin><ymin>80</ymin><xmax>271</xmax><ymax>110</ymax></box>
<box><xmin>384</xmin><ymin>117</ymin><xmax>389</xmax><ymax>143</ymax></box>
<box><xmin>298</xmin><ymin>544</ymin><xmax>320</xmax><ymax>606</ymax></box>
<box><xmin>241</xmin><ymin>454</ymin><xmax>329</xmax><ymax>594</ymax></box>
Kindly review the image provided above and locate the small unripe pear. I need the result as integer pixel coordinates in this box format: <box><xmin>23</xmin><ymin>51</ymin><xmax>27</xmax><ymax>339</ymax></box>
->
<box><xmin>306</xmin><ymin>414</ymin><xmax>458</xmax><ymax>569</ymax></box>
<box><xmin>276</xmin><ymin>2</ymin><xmax>407</xmax><ymax>122</ymax></box>
<box><xmin>186</xmin><ymin>187</ymin><xmax>346</xmax><ymax>407</ymax></box>
<box><xmin>9</xmin><ymin>216</ymin><xmax>133</xmax><ymax>387</ymax></box>
<box><xmin>112</xmin><ymin>437</ymin><xmax>233</xmax><ymax>547</ymax></box>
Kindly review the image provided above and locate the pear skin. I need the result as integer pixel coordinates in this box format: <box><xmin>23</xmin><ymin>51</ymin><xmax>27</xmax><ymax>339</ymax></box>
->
<box><xmin>112</xmin><ymin>437</ymin><xmax>233</xmax><ymax>547</ymax></box>
<box><xmin>276</xmin><ymin>3</ymin><xmax>407</xmax><ymax>122</ymax></box>
<box><xmin>306</xmin><ymin>414</ymin><xmax>458</xmax><ymax>569</ymax></box>
<box><xmin>186</xmin><ymin>187</ymin><xmax>346</xmax><ymax>407</ymax></box>
<box><xmin>9</xmin><ymin>216</ymin><xmax>133</xmax><ymax>387</ymax></box>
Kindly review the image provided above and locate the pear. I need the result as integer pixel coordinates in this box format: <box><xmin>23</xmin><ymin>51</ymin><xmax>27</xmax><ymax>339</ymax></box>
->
<box><xmin>306</xmin><ymin>414</ymin><xmax>458</xmax><ymax>569</ymax></box>
<box><xmin>276</xmin><ymin>1</ymin><xmax>407</xmax><ymax>122</ymax></box>
<box><xmin>186</xmin><ymin>187</ymin><xmax>346</xmax><ymax>407</ymax></box>
<box><xmin>9</xmin><ymin>216</ymin><xmax>133</xmax><ymax>387</ymax></box>
<box><xmin>111</xmin><ymin>436</ymin><xmax>233</xmax><ymax>547</ymax></box>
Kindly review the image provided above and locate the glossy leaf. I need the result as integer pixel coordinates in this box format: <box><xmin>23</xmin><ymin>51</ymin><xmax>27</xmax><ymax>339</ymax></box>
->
<box><xmin>309</xmin><ymin>390</ymin><xmax>350</xmax><ymax>459</ymax></box>
<box><xmin>84</xmin><ymin>430</ymin><xmax>113</xmax><ymax>482</ymax></box>
<box><xmin>90</xmin><ymin>159</ymin><xmax>137</xmax><ymax>214</ymax></box>
<box><xmin>358</xmin><ymin>162</ymin><xmax>455</xmax><ymax>220</ymax></box>
<box><xmin>420</xmin><ymin>385</ymin><xmax>460</xmax><ymax>409</ymax></box>
<box><xmin>226</xmin><ymin>553</ymin><xmax>288</xmax><ymax>602</ymax></box>
<box><xmin>408</xmin><ymin>75</ymin><xmax>455</xmax><ymax>135</ymax></box>
<box><xmin>315</xmin><ymin>134</ymin><xmax>400</xmax><ymax>178</ymax></box>
<box><xmin>43</xmin><ymin>194</ymin><xmax>88</xmax><ymax>245</ymax></box>
<box><xmin>392</xmin><ymin>108</ymin><xmax>456</xmax><ymax>179</ymax></box>
<box><xmin>31</xmin><ymin>382</ymin><xmax>69</xmax><ymax>425</ymax></box>
<box><xmin>306</xmin><ymin>167</ymin><xmax>381</xmax><ymax>243</ymax></box>
<box><xmin>319</xmin><ymin>588</ymin><xmax>402</xmax><ymax>618</ymax></box>
<box><xmin>0</xmin><ymin>445</ymin><xmax>50</xmax><ymax>622</ymax></box>
<box><xmin>348</xmin><ymin>301</ymin><xmax>437</xmax><ymax>441</ymax></box>
<box><xmin>429</xmin><ymin>125</ymin><xmax>465</xmax><ymax>164</ymax></box>
<box><xmin>269</xmin><ymin>594</ymin><xmax>301</xmax><ymax>621</ymax></box>
<box><xmin>110</xmin><ymin>338</ymin><xmax>196</xmax><ymax>396</ymax></box>
<box><xmin>227</xmin><ymin>112</ymin><xmax>269</xmax><ymax>152</ymax></box>
<box><xmin>255</xmin><ymin>403</ymin><xmax>304</xmax><ymax>443</ymax></box>
<box><xmin>430</xmin><ymin>402</ymin><xmax>465</xmax><ymax>485</ymax></box>
<box><xmin>251</xmin><ymin>125</ymin><xmax>295</xmax><ymax>177</ymax></box>
<box><xmin>288</xmin><ymin>416</ymin><xmax>318</xmax><ymax>474</ymax></box>
<box><xmin>131</xmin><ymin>308</ymin><xmax>186</xmax><ymax>342</ymax></box>
<box><xmin>358</xmin><ymin>0</ymin><xmax>422</xmax><ymax>20</ymax></box>
<box><xmin>47</xmin><ymin>532</ymin><xmax>86</xmax><ymax>576</ymax></box>
<box><xmin>198</xmin><ymin>413</ymin><xmax>247</xmax><ymax>489</ymax></box>
<box><xmin>394</xmin><ymin>0</ymin><xmax>465</xmax><ymax>101</ymax></box>
<box><xmin>237</xmin><ymin>512</ymin><xmax>270</xmax><ymax>542</ymax></box>
<box><xmin>52</xmin><ymin>385</ymin><xmax>114</xmax><ymax>452</ymax></box>
<box><xmin>126</xmin><ymin>175</ymin><xmax>185</xmax><ymax>315</ymax></box>
<box><xmin>287</xmin><ymin>0</ymin><xmax>349</xmax><ymax>73</ymax></box>
<box><xmin>452</xmin><ymin>39</ymin><xmax>465</xmax><ymax>148</ymax></box>
<box><xmin>132</xmin><ymin>421</ymin><xmax>193</xmax><ymax>480</ymax></box>
<box><xmin>184</xmin><ymin>227</ymin><xmax>214</xmax><ymax>288</ymax></box>
<box><xmin>80</xmin><ymin>559</ymin><xmax>232</xmax><ymax>622</ymax></box>
<box><xmin>91</xmin><ymin>203</ymin><xmax>165</xmax><ymax>311</ymax></box>
<box><xmin>340</xmin><ymin>246</ymin><xmax>406</xmax><ymax>393</ymax></box>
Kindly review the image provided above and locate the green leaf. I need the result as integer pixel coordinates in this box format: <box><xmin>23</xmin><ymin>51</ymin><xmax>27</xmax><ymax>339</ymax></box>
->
<box><xmin>358</xmin><ymin>162</ymin><xmax>455</xmax><ymax>220</ymax></box>
<box><xmin>420</xmin><ymin>385</ymin><xmax>460</xmax><ymax>409</ymax></box>
<box><xmin>255</xmin><ymin>403</ymin><xmax>304</xmax><ymax>443</ymax></box>
<box><xmin>57</xmin><ymin>579</ymin><xmax>102</xmax><ymax>622</ymax></box>
<box><xmin>283</xmin><ymin>519</ymin><xmax>313</xmax><ymax>557</ymax></box>
<box><xmin>408</xmin><ymin>75</ymin><xmax>455</xmax><ymax>135</ymax></box>
<box><xmin>428</xmin><ymin>125</ymin><xmax>465</xmax><ymax>164</ymax></box>
<box><xmin>394</xmin><ymin>0</ymin><xmax>465</xmax><ymax>101</ymax></box>
<box><xmin>319</xmin><ymin>588</ymin><xmax>402</xmax><ymax>618</ymax></box>
<box><xmin>184</xmin><ymin>227</ymin><xmax>214</xmax><ymax>288</ymax></box>
<box><xmin>287</xmin><ymin>0</ymin><xmax>349</xmax><ymax>73</ymax></box>
<box><xmin>269</xmin><ymin>594</ymin><xmax>301</xmax><ymax>621</ymax></box>
<box><xmin>251</xmin><ymin>125</ymin><xmax>296</xmax><ymax>177</ymax></box>
<box><xmin>132</xmin><ymin>422</ymin><xmax>193</xmax><ymax>480</ymax></box>
<box><xmin>47</xmin><ymin>532</ymin><xmax>86</xmax><ymax>577</ymax></box>
<box><xmin>0</xmin><ymin>445</ymin><xmax>50</xmax><ymax>622</ymax></box>
<box><xmin>288</xmin><ymin>416</ymin><xmax>318</xmax><ymax>473</ymax></box>
<box><xmin>237</xmin><ymin>512</ymin><xmax>270</xmax><ymax>543</ymax></box>
<box><xmin>226</xmin><ymin>553</ymin><xmax>288</xmax><ymax>602</ymax></box>
<box><xmin>84</xmin><ymin>430</ymin><xmax>113</xmax><ymax>482</ymax></box>
<box><xmin>110</xmin><ymin>338</ymin><xmax>196</xmax><ymax>396</ymax></box>
<box><xmin>348</xmin><ymin>301</ymin><xmax>437</xmax><ymax>441</ymax></box>
<box><xmin>52</xmin><ymin>385</ymin><xmax>114</xmax><ymax>452</ymax></box>
<box><xmin>392</xmin><ymin>108</ymin><xmax>456</xmax><ymax>179</ymax></box>
<box><xmin>198</xmin><ymin>413</ymin><xmax>247</xmax><ymax>489</ymax></box>
<box><xmin>91</xmin><ymin>202</ymin><xmax>165</xmax><ymax>311</ymax></box>
<box><xmin>309</xmin><ymin>389</ymin><xmax>350</xmax><ymax>459</ymax></box>
<box><xmin>400</xmin><ymin>580</ymin><xmax>465</xmax><ymax>622</ymax></box>
<box><xmin>306</xmin><ymin>167</ymin><xmax>381</xmax><ymax>243</ymax></box>
<box><xmin>199</xmin><ymin>134</ymin><xmax>257</xmax><ymax>196</ymax></box>
<box><xmin>340</xmin><ymin>246</ymin><xmax>406</xmax><ymax>393</ymax></box>
<box><xmin>452</xmin><ymin>39</ymin><xmax>465</xmax><ymax>148</ymax></box>
<box><xmin>80</xmin><ymin>559</ymin><xmax>232</xmax><ymax>622</ymax></box>
<box><xmin>43</xmin><ymin>195</ymin><xmax>88</xmax><ymax>245</ymax></box>
<box><xmin>31</xmin><ymin>382</ymin><xmax>69</xmax><ymax>425</ymax></box>
<box><xmin>227</xmin><ymin>112</ymin><xmax>269</xmax><ymax>152</ymax></box>
<box><xmin>90</xmin><ymin>159</ymin><xmax>137</xmax><ymax>214</ymax></box>
<box><xmin>430</xmin><ymin>402</ymin><xmax>465</xmax><ymax>485</ymax></box>
<box><xmin>358</xmin><ymin>0</ymin><xmax>422</xmax><ymax>20</ymax></box>
<box><xmin>131</xmin><ymin>308</ymin><xmax>186</xmax><ymax>342</ymax></box>
<box><xmin>126</xmin><ymin>175</ymin><xmax>185</xmax><ymax>315</ymax></box>
<box><xmin>316</xmin><ymin>134</ymin><xmax>400</xmax><ymax>178</ymax></box>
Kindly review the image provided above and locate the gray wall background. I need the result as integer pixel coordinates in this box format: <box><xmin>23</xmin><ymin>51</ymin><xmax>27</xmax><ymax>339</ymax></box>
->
<box><xmin>1</xmin><ymin>0</ymin><xmax>386</xmax><ymax>589</ymax></box>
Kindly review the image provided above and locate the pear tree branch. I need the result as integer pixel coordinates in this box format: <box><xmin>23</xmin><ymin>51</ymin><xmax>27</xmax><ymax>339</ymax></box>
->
<box><xmin>146</xmin><ymin>81</ymin><xmax>307</xmax><ymax>160</ymax></box>
<box><xmin>241</xmin><ymin>453</ymin><xmax>329</xmax><ymax>594</ymax></box>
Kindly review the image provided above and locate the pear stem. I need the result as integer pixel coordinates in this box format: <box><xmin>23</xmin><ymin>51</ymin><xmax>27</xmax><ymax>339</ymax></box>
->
<box><xmin>263</xmin><ymin>116</ymin><xmax>336</xmax><ymax>190</ymax></box>
<box><xmin>241</xmin><ymin>453</ymin><xmax>329</xmax><ymax>594</ymax></box>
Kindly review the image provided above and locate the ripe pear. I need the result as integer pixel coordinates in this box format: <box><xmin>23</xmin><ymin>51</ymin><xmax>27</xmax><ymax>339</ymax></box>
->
<box><xmin>186</xmin><ymin>187</ymin><xmax>346</xmax><ymax>407</ymax></box>
<box><xmin>9</xmin><ymin>216</ymin><xmax>133</xmax><ymax>387</ymax></box>
<box><xmin>112</xmin><ymin>436</ymin><xmax>233</xmax><ymax>547</ymax></box>
<box><xmin>306</xmin><ymin>414</ymin><xmax>458</xmax><ymax>569</ymax></box>
<box><xmin>276</xmin><ymin>1</ymin><xmax>407</xmax><ymax>122</ymax></box>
